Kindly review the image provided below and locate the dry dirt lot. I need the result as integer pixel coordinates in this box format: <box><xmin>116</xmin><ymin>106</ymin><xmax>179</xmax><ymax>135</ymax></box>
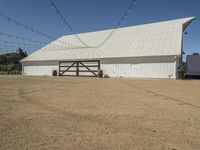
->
<box><xmin>0</xmin><ymin>75</ymin><xmax>200</xmax><ymax>150</ymax></box>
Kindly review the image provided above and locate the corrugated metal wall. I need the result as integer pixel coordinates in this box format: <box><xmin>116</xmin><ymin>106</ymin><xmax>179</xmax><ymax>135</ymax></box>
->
<box><xmin>100</xmin><ymin>56</ymin><xmax>177</xmax><ymax>79</ymax></box>
<box><xmin>23</xmin><ymin>61</ymin><xmax>58</xmax><ymax>76</ymax></box>
<box><xmin>24</xmin><ymin>65</ymin><xmax>58</xmax><ymax>76</ymax></box>
<box><xmin>23</xmin><ymin>56</ymin><xmax>177</xmax><ymax>79</ymax></box>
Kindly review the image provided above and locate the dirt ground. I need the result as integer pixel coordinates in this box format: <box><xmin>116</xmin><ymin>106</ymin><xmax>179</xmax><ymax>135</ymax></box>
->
<box><xmin>0</xmin><ymin>75</ymin><xmax>200</xmax><ymax>150</ymax></box>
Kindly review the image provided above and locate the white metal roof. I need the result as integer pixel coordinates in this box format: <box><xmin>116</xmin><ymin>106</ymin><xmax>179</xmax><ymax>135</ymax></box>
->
<box><xmin>22</xmin><ymin>17</ymin><xmax>195</xmax><ymax>62</ymax></box>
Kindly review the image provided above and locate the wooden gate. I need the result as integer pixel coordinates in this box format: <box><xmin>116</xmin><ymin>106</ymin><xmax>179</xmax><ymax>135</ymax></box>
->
<box><xmin>59</xmin><ymin>60</ymin><xmax>100</xmax><ymax>77</ymax></box>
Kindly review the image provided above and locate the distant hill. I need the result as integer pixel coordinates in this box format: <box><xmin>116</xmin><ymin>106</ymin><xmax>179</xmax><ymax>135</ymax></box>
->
<box><xmin>0</xmin><ymin>48</ymin><xmax>27</xmax><ymax>74</ymax></box>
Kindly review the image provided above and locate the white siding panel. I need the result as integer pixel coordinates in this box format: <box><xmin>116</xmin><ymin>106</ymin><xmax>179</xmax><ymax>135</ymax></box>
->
<box><xmin>100</xmin><ymin>56</ymin><xmax>176</xmax><ymax>79</ymax></box>
<box><xmin>23</xmin><ymin>56</ymin><xmax>176</xmax><ymax>79</ymax></box>
<box><xmin>24</xmin><ymin>65</ymin><xmax>58</xmax><ymax>76</ymax></box>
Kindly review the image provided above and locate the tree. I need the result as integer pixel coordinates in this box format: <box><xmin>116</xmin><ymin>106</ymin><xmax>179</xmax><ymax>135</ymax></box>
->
<box><xmin>0</xmin><ymin>48</ymin><xmax>28</xmax><ymax>73</ymax></box>
<box><xmin>16</xmin><ymin>48</ymin><xmax>27</xmax><ymax>57</ymax></box>
<box><xmin>0</xmin><ymin>55</ymin><xmax>7</xmax><ymax>65</ymax></box>
<box><xmin>7</xmin><ymin>53</ymin><xmax>21</xmax><ymax>64</ymax></box>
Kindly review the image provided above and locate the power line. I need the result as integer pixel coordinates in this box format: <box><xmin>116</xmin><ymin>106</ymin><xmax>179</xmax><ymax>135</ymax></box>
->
<box><xmin>0</xmin><ymin>40</ymin><xmax>44</xmax><ymax>47</ymax></box>
<box><xmin>0</xmin><ymin>44</ymin><xmax>31</xmax><ymax>54</ymax></box>
<box><xmin>0</xmin><ymin>40</ymin><xmax>44</xmax><ymax>53</ymax></box>
<box><xmin>96</xmin><ymin>0</ymin><xmax>137</xmax><ymax>48</ymax></box>
<box><xmin>0</xmin><ymin>0</ymin><xmax>137</xmax><ymax>51</ymax></box>
<box><xmin>0</xmin><ymin>12</ymin><xmax>89</xmax><ymax>49</ymax></box>
<box><xmin>0</xmin><ymin>31</ymin><xmax>95</xmax><ymax>51</ymax></box>
<box><xmin>0</xmin><ymin>39</ymin><xmax>92</xmax><ymax>52</ymax></box>
<box><xmin>0</xmin><ymin>31</ymin><xmax>48</xmax><ymax>45</ymax></box>
<box><xmin>49</xmin><ymin>0</ymin><xmax>137</xmax><ymax>48</ymax></box>
<box><xmin>0</xmin><ymin>48</ymin><xmax>15</xmax><ymax>54</ymax></box>
<box><xmin>0</xmin><ymin>31</ymin><xmax>76</xmax><ymax>51</ymax></box>
<box><xmin>0</xmin><ymin>46</ymin><xmax>36</xmax><ymax>53</ymax></box>
<box><xmin>49</xmin><ymin>0</ymin><xmax>91</xmax><ymax>48</ymax></box>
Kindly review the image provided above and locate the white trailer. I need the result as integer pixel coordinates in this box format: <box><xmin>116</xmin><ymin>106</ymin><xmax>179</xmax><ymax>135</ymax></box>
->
<box><xmin>186</xmin><ymin>54</ymin><xmax>200</xmax><ymax>78</ymax></box>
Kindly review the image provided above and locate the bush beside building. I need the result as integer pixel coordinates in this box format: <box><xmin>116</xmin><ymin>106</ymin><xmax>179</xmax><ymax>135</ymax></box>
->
<box><xmin>0</xmin><ymin>48</ymin><xmax>27</xmax><ymax>74</ymax></box>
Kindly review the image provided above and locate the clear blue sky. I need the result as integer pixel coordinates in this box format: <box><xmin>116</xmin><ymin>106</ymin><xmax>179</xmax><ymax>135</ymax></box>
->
<box><xmin>0</xmin><ymin>0</ymin><xmax>199</xmax><ymax>55</ymax></box>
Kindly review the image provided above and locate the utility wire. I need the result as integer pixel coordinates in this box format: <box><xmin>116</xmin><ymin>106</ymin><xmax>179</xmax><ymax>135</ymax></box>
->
<box><xmin>0</xmin><ymin>40</ymin><xmax>44</xmax><ymax>46</ymax></box>
<box><xmin>0</xmin><ymin>46</ymin><xmax>38</xmax><ymax>53</ymax></box>
<box><xmin>0</xmin><ymin>31</ymin><xmax>73</xmax><ymax>50</ymax></box>
<box><xmin>0</xmin><ymin>39</ymin><xmax>87</xmax><ymax>51</ymax></box>
<box><xmin>0</xmin><ymin>40</ymin><xmax>45</xmax><ymax>53</ymax></box>
<box><xmin>96</xmin><ymin>0</ymin><xmax>137</xmax><ymax>48</ymax></box>
<box><xmin>0</xmin><ymin>12</ymin><xmax>87</xmax><ymax>49</ymax></box>
<box><xmin>0</xmin><ymin>44</ymin><xmax>32</xmax><ymax>54</ymax></box>
<box><xmin>0</xmin><ymin>0</ymin><xmax>137</xmax><ymax>51</ymax></box>
<box><xmin>49</xmin><ymin>0</ymin><xmax>137</xmax><ymax>48</ymax></box>
<box><xmin>0</xmin><ymin>31</ymin><xmax>48</xmax><ymax>45</ymax></box>
<box><xmin>49</xmin><ymin>0</ymin><xmax>91</xmax><ymax>48</ymax></box>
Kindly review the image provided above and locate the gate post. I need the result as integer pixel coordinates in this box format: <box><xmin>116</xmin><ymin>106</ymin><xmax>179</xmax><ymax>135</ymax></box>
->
<box><xmin>58</xmin><ymin>61</ymin><xmax>60</xmax><ymax>76</ymax></box>
<box><xmin>76</xmin><ymin>61</ymin><xmax>79</xmax><ymax>76</ymax></box>
<box><xmin>98</xmin><ymin>60</ymin><xmax>100</xmax><ymax>70</ymax></box>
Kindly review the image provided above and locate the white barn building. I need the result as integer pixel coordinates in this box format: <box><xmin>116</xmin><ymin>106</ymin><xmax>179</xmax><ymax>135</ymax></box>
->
<box><xmin>21</xmin><ymin>17</ymin><xmax>195</xmax><ymax>79</ymax></box>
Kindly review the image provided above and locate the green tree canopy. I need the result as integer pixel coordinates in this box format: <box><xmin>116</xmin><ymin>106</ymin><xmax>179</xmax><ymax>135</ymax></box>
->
<box><xmin>0</xmin><ymin>48</ymin><xmax>28</xmax><ymax>73</ymax></box>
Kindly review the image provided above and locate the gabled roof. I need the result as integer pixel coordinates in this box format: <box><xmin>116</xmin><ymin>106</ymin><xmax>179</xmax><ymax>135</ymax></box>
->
<box><xmin>22</xmin><ymin>17</ymin><xmax>195</xmax><ymax>62</ymax></box>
